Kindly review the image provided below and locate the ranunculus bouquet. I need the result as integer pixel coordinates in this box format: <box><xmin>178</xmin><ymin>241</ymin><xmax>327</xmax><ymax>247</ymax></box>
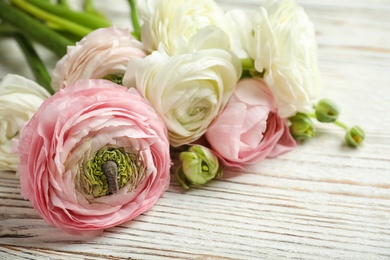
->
<box><xmin>0</xmin><ymin>0</ymin><xmax>364</xmax><ymax>235</ymax></box>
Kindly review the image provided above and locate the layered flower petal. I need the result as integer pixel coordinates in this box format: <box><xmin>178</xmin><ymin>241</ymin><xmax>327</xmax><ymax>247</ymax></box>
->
<box><xmin>227</xmin><ymin>0</ymin><xmax>321</xmax><ymax>117</ymax></box>
<box><xmin>15</xmin><ymin>79</ymin><xmax>171</xmax><ymax>235</ymax></box>
<box><xmin>205</xmin><ymin>78</ymin><xmax>296</xmax><ymax>168</ymax></box>
<box><xmin>51</xmin><ymin>26</ymin><xmax>147</xmax><ymax>90</ymax></box>
<box><xmin>137</xmin><ymin>0</ymin><xmax>232</xmax><ymax>55</ymax></box>
<box><xmin>124</xmin><ymin>46</ymin><xmax>241</xmax><ymax>147</ymax></box>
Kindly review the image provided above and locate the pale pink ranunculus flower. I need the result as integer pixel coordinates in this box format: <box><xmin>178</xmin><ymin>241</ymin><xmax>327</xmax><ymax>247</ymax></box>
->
<box><xmin>15</xmin><ymin>79</ymin><xmax>171</xmax><ymax>235</ymax></box>
<box><xmin>205</xmin><ymin>78</ymin><xmax>296</xmax><ymax>168</ymax></box>
<box><xmin>51</xmin><ymin>26</ymin><xmax>147</xmax><ymax>91</ymax></box>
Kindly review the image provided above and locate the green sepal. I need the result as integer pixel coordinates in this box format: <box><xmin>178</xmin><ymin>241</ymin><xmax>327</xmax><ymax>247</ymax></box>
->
<box><xmin>175</xmin><ymin>166</ymin><xmax>191</xmax><ymax>190</ymax></box>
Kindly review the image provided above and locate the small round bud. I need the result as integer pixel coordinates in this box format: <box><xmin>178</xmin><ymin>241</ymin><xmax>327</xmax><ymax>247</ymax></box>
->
<box><xmin>175</xmin><ymin>145</ymin><xmax>222</xmax><ymax>189</ymax></box>
<box><xmin>345</xmin><ymin>125</ymin><xmax>365</xmax><ymax>147</ymax></box>
<box><xmin>315</xmin><ymin>98</ymin><xmax>340</xmax><ymax>123</ymax></box>
<box><xmin>289</xmin><ymin>113</ymin><xmax>316</xmax><ymax>141</ymax></box>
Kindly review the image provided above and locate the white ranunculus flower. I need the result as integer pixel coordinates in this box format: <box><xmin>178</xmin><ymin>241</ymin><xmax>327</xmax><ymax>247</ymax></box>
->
<box><xmin>227</xmin><ymin>0</ymin><xmax>321</xmax><ymax>118</ymax></box>
<box><xmin>0</xmin><ymin>74</ymin><xmax>50</xmax><ymax>172</ymax></box>
<box><xmin>137</xmin><ymin>0</ymin><xmax>232</xmax><ymax>55</ymax></box>
<box><xmin>123</xmin><ymin>46</ymin><xmax>242</xmax><ymax>147</ymax></box>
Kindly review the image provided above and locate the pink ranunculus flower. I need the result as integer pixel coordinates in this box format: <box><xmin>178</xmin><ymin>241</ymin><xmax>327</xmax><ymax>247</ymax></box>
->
<box><xmin>205</xmin><ymin>78</ymin><xmax>297</xmax><ymax>168</ymax></box>
<box><xmin>15</xmin><ymin>79</ymin><xmax>171</xmax><ymax>235</ymax></box>
<box><xmin>51</xmin><ymin>26</ymin><xmax>147</xmax><ymax>91</ymax></box>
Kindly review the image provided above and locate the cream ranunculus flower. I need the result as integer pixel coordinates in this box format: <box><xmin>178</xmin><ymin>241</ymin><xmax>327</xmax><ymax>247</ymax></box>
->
<box><xmin>227</xmin><ymin>0</ymin><xmax>321</xmax><ymax>118</ymax></box>
<box><xmin>137</xmin><ymin>0</ymin><xmax>232</xmax><ymax>55</ymax></box>
<box><xmin>0</xmin><ymin>74</ymin><xmax>50</xmax><ymax>172</ymax></box>
<box><xmin>123</xmin><ymin>45</ymin><xmax>241</xmax><ymax>147</ymax></box>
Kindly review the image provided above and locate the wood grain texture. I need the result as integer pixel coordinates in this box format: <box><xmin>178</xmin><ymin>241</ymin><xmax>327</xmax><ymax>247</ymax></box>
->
<box><xmin>1</xmin><ymin>0</ymin><xmax>390</xmax><ymax>259</ymax></box>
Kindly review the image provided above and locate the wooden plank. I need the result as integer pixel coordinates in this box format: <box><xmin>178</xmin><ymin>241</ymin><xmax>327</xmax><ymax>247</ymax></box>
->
<box><xmin>1</xmin><ymin>0</ymin><xmax>390</xmax><ymax>259</ymax></box>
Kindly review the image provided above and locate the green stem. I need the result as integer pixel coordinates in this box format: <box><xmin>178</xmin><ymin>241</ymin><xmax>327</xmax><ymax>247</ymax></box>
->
<box><xmin>57</xmin><ymin>0</ymin><xmax>69</xmax><ymax>7</ymax></box>
<box><xmin>240</xmin><ymin>57</ymin><xmax>254</xmax><ymax>71</ymax></box>
<box><xmin>24</xmin><ymin>0</ymin><xmax>111</xmax><ymax>30</ymax></box>
<box><xmin>308</xmin><ymin>113</ymin><xmax>348</xmax><ymax>131</ymax></box>
<box><xmin>11</xmin><ymin>0</ymin><xmax>92</xmax><ymax>37</ymax></box>
<box><xmin>128</xmin><ymin>0</ymin><xmax>141</xmax><ymax>40</ymax></box>
<box><xmin>307</xmin><ymin>112</ymin><xmax>316</xmax><ymax>118</ymax></box>
<box><xmin>84</xmin><ymin>0</ymin><xmax>106</xmax><ymax>18</ymax></box>
<box><xmin>0</xmin><ymin>2</ymin><xmax>72</xmax><ymax>57</ymax></box>
<box><xmin>51</xmin><ymin>27</ymin><xmax>83</xmax><ymax>43</ymax></box>
<box><xmin>0</xmin><ymin>26</ymin><xmax>54</xmax><ymax>94</ymax></box>
<box><xmin>333</xmin><ymin>120</ymin><xmax>349</xmax><ymax>130</ymax></box>
<box><xmin>239</xmin><ymin>58</ymin><xmax>266</xmax><ymax>79</ymax></box>
<box><xmin>16</xmin><ymin>35</ymin><xmax>54</xmax><ymax>94</ymax></box>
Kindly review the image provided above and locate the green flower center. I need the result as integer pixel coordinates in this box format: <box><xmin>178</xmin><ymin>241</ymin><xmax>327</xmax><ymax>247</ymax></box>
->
<box><xmin>81</xmin><ymin>147</ymin><xmax>145</xmax><ymax>198</ymax></box>
<box><xmin>103</xmin><ymin>74</ymin><xmax>124</xmax><ymax>85</ymax></box>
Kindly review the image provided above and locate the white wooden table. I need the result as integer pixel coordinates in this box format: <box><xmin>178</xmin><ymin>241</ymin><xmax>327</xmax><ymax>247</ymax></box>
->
<box><xmin>1</xmin><ymin>0</ymin><xmax>390</xmax><ymax>259</ymax></box>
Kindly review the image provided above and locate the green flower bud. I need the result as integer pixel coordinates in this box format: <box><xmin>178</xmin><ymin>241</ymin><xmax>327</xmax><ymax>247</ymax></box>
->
<box><xmin>289</xmin><ymin>112</ymin><xmax>316</xmax><ymax>141</ymax></box>
<box><xmin>315</xmin><ymin>98</ymin><xmax>340</xmax><ymax>123</ymax></box>
<box><xmin>175</xmin><ymin>145</ymin><xmax>222</xmax><ymax>189</ymax></box>
<box><xmin>345</xmin><ymin>125</ymin><xmax>365</xmax><ymax>147</ymax></box>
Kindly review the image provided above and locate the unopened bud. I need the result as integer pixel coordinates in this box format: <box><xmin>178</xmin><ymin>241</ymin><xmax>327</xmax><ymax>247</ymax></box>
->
<box><xmin>315</xmin><ymin>98</ymin><xmax>340</xmax><ymax>123</ymax></box>
<box><xmin>289</xmin><ymin>113</ymin><xmax>316</xmax><ymax>141</ymax></box>
<box><xmin>345</xmin><ymin>126</ymin><xmax>365</xmax><ymax>147</ymax></box>
<box><xmin>175</xmin><ymin>145</ymin><xmax>222</xmax><ymax>189</ymax></box>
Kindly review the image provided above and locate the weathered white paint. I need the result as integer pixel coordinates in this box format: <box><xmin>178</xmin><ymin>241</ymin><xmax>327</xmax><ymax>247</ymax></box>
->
<box><xmin>1</xmin><ymin>0</ymin><xmax>389</xmax><ymax>259</ymax></box>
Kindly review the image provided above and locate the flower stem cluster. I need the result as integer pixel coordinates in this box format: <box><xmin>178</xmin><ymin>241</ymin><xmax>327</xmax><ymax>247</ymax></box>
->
<box><xmin>288</xmin><ymin>99</ymin><xmax>365</xmax><ymax>147</ymax></box>
<box><xmin>0</xmin><ymin>0</ymin><xmax>112</xmax><ymax>93</ymax></box>
<box><xmin>0</xmin><ymin>25</ymin><xmax>52</xmax><ymax>93</ymax></box>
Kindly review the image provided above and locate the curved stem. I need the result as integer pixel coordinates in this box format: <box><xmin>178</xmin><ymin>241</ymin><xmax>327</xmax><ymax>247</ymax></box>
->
<box><xmin>57</xmin><ymin>0</ymin><xmax>69</xmax><ymax>7</ymax></box>
<box><xmin>83</xmin><ymin>0</ymin><xmax>106</xmax><ymax>18</ymax></box>
<box><xmin>15</xmin><ymin>35</ymin><xmax>53</xmax><ymax>94</ymax></box>
<box><xmin>23</xmin><ymin>0</ymin><xmax>111</xmax><ymax>29</ymax></box>
<box><xmin>0</xmin><ymin>2</ymin><xmax>72</xmax><ymax>57</ymax></box>
<box><xmin>333</xmin><ymin>120</ymin><xmax>349</xmax><ymax>130</ymax></box>
<box><xmin>308</xmin><ymin>113</ymin><xmax>349</xmax><ymax>131</ymax></box>
<box><xmin>128</xmin><ymin>0</ymin><xmax>141</xmax><ymax>40</ymax></box>
<box><xmin>11</xmin><ymin>0</ymin><xmax>92</xmax><ymax>37</ymax></box>
<box><xmin>0</xmin><ymin>26</ymin><xmax>53</xmax><ymax>94</ymax></box>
